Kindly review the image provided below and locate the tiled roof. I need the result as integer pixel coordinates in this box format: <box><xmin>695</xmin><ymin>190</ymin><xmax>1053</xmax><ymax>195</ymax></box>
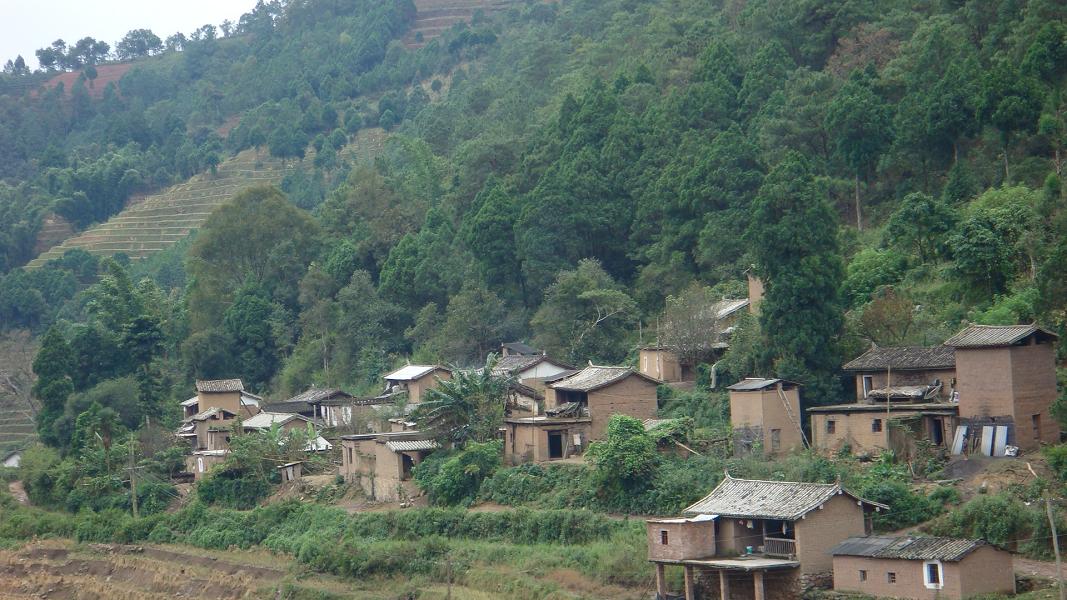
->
<box><xmin>550</xmin><ymin>366</ymin><xmax>660</xmax><ymax>392</ymax></box>
<box><xmin>711</xmin><ymin>298</ymin><xmax>750</xmax><ymax>320</ymax></box>
<box><xmin>944</xmin><ymin>324</ymin><xmax>1058</xmax><ymax>348</ymax></box>
<box><xmin>384</xmin><ymin>365</ymin><xmax>447</xmax><ymax>381</ymax></box>
<box><xmin>492</xmin><ymin>355</ymin><xmax>575</xmax><ymax>377</ymax></box>
<box><xmin>502</xmin><ymin>342</ymin><xmax>539</xmax><ymax>355</ymax></box>
<box><xmin>726</xmin><ymin>378</ymin><xmax>798</xmax><ymax>391</ymax></box>
<box><xmin>385</xmin><ymin>439</ymin><xmax>439</xmax><ymax>452</ymax></box>
<box><xmin>285</xmin><ymin>387</ymin><xmax>352</xmax><ymax>405</ymax></box>
<box><xmin>180</xmin><ymin>396</ymin><xmax>199</xmax><ymax>407</ymax></box>
<box><xmin>243</xmin><ymin>412</ymin><xmax>308</xmax><ymax>429</ymax></box>
<box><xmin>843</xmin><ymin>346</ymin><xmax>956</xmax><ymax>371</ymax></box>
<box><xmin>807</xmin><ymin>402</ymin><xmax>958</xmax><ymax>414</ymax></box>
<box><xmin>683</xmin><ymin>474</ymin><xmax>886</xmax><ymax>520</ymax></box>
<box><xmin>196</xmin><ymin>379</ymin><xmax>244</xmax><ymax>392</ymax></box>
<box><xmin>831</xmin><ymin>536</ymin><xmax>990</xmax><ymax>561</ymax></box>
<box><xmin>188</xmin><ymin>407</ymin><xmax>237</xmax><ymax>422</ymax></box>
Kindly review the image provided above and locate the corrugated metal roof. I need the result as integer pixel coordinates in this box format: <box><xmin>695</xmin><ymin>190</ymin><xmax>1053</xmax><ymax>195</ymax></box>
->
<box><xmin>384</xmin><ymin>365</ymin><xmax>443</xmax><ymax>381</ymax></box>
<box><xmin>843</xmin><ymin>346</ymin><xmax>956</xmax><ymax>371</ymax></box>
<box><xmin>550</xmin><ymin>366</ymin><xmax>660</xmax><ymax>392</ymax></box>
<box><xmin>243</xmin><ymin>412</ymin><xmax>308</xmax><ymax>429</ymax></box>
<box><xmin>726</xmin><ymin>378</ymin><xmax>797</xmax><ymax>391</ymax></box>
<box><xmin>944</xmin><ymin>324</ymin><xmax>1058</xmax><ymax>348</ymax></box>
<box><xmin>385</xmin><ymin>439</ymin><xmax>439</xmax><ymax>452</ymax></box>
<box><xmin>196</xmin><ymin>379</ymin><xmax>244</xmax><ymax>392</ymax></box>
<box><xmin>831</xmin><ymin>536</ymin><xmax>988</xmax><ymax>561</ymax></box>
<box><xmin>683</xmin><ymin>475</ymin><xmax>886</xmax><ymax>520</ymax></box>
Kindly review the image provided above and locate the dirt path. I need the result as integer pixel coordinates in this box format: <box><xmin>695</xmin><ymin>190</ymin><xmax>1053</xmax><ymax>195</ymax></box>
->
<box><xmin>1016</xmin><ymin>556</ymin><xmax>1062</xmax><ymax>580</ymax></box>
<box><xmin>6</xmin><ymin>481</ymin><xmax>28</xmax><ymax>505</ymax></box>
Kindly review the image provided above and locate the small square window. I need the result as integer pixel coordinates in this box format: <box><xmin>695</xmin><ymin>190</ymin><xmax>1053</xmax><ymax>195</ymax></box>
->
<box><xmin>872</xmin><ymin>419</ymin><xmax>882</xmax><ymax>433</ymax></box>
<box><xmin>826</xmin><ymin>420</ymin><xmax>836</xmax><ymax>434</ymax></box>
<box><xmin>859</xmin><ymin>570</ymin><xmax>867</xmax><ymax>582</ymax></box>
<box><xmin>660</xmin><ymin>530</ymin><xmax>669</xmax><ymax>545</ymax></box>
<box><xmin>887</xmin><ymin>572</ymin><xmax>896</xmax><ymax>584</ymax></box>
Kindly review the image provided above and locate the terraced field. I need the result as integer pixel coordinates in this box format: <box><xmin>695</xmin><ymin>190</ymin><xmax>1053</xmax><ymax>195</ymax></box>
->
<box><xmin>0</xmin><ymin>411</ymin><xmax>35</xmax><ymax>458</ymax></box>
<box><xmin>402</xmin><ymin>0</ymin><xmax>519</xmax><ymax>48</ymax></box>
<box><xmin>26</xmin><ymin>149</ymin><xmax>293</xmax><ymax>268</ymax></box>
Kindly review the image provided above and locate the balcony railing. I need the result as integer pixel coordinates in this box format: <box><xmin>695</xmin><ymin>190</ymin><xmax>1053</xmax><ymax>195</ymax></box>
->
<box><xmin>764</xmin><ymin>537</ymin><xmax>796</xmax><ymax>558</ymax></box>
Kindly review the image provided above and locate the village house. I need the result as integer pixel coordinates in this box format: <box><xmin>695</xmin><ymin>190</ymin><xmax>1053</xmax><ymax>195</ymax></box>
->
<box><xmin>491</xmin><ymin>351</ymin><xmax>575</xmax><ymax>388</ymax></box>
<box><xmin>842</xmin><ymin>345</ymin><xmax>957</xmax><ymax>402</ymax></box>
<box><xmin>379</xmin><ymin>365</ymin><xmax>451</xmax><ymax>404</ymax></box>
<box><xmin>639</xmin><ymin>298</ymin><xmax>749</xmax><ymax>384</ymax></box>
<box><xmin>946</xmin><ymin>324</ymin><xmax>1060</xmax><ymax>454</ymax></box>
<box><xmin>503</xmin><ymin>365</ymin><xmax>660</xmax><ymax>464</ymax></box>
<box><xmin>647</xmin><ymin>475</ymin><xmax>886</xmax><ymax>600</ymax></box>
<box><xmin>339</xmin><ymin>431</ymin><xmax>439</xmax><ymax>502</ymax></box>
<box><xmin>831</xmin><ymin>536</ymin><xmax>1014</xmax><ymax>600</ymax></box>
<box><xmin>270</xmin><ymin>387</ymin><xmax>365</xmax><ymax>428</ymax></box>
<box><xmin>728</xmin><ymin>378</ymin><xmax>804</xmax><ymax>456</ymax></box>
<box><xmin>179</xmin><ymin>379</ymin><xmax>262</xmax><ymax>421</ymax></box>
<box><xmin>808</xmin><ymin>402</ymin><xmax>958</xmax><ymax>458</ymax></box>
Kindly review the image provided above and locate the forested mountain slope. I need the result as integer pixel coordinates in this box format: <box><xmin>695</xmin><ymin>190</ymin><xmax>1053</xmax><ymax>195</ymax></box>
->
<box><xmin>0</xmin><ymin>0</ymin><xmax>1065</xmax><ymax>419</ymax></box>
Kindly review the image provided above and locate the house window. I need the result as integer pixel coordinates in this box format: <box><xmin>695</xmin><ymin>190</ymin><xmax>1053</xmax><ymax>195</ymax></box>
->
<box><xmin>871</xmin><ymin>419</ymin><xmax>882</xmax><ymax>433</ymax></box>
<box><xmin>924</xmin><ymin>561</ymin><xmax>943</xmax><ymax>589</ymax></box>
<box><xmin>859</xmin><ymin>570</ymin><xmax>867</xmax><ymax>582</ymax></box>
<box><xmin>826</xmin><ymin>420</ymin><xmax>836</xmax><ymax>434</ymax></box>
<box><xmin>862</xmin><ymin>375</ymin><xmax>873</xmax><ymax>398</ymax></box>
<box><xmin>887</xmin><ymin>572</ymin><xmax>896</xmax><ymax>584</ymax></box>
<box><xmin>660</xmin><ymin>530</ymin><xmax>669</xmax><ymax>545</ymax></box>
<box><xmin>771</xmin><ymin>429</ymin><xmax>781</xmax><ymax>451</ymax></box>
<box><xmin>1033</xmin><ymin>414</ymin><xmax>1042</xmax><ymax>440</ymax></box>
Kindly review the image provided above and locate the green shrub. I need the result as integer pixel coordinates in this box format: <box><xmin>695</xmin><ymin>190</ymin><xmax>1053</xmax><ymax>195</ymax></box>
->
<box><xmin>197</xmin><ymin>468</ymin><xmax>272</xmax><ymax>509</ymax></box>
<box><xmin>928</xmin><ymin>494</ymin><xmax>1031</xmax><ymax>547</ymax></box>
<box><xmin>414</xmin><ymin>440</ymin><xmax>503</xmax><ymax>506</ymax></box>
<box><xmin>859</xmin><ymin>480</ymin><xmax>942</xmax><ymax>531</ymax></box>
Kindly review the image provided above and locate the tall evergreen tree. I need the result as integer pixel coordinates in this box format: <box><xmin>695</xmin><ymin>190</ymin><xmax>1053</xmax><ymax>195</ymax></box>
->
<box><xmin>32</xmin><ymin>327</ymin><xmax>74</xmax><ymax>447</ymax></box>
<box><xmin>748</xmin><ymin>153</ymin><xmax>844</xmax><ymax>405</ymax></box>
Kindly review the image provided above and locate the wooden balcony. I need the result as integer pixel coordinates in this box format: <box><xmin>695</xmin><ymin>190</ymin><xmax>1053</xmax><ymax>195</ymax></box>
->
<box><xmin>763</xmin><ymin>537</ymin><xmax>796</xmax><ymax>558</ymax></box>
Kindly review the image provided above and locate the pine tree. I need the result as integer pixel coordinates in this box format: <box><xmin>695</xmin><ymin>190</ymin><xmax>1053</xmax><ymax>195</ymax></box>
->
<box><xmin>748</xmin><ymin>153</ymin><xmax>844</xmax><ymax>405</ymax></box>
<box><xmin>32</xmin><ymin>327</ymin><xmax>74</xmax><ymax>447</ymax></box>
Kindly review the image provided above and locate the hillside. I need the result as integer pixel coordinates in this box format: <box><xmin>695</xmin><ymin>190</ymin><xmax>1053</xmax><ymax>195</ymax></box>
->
<box><xmin>25</xmin><ymin>150</ymin><xmax>291</xmax><ymax>267</ymax></box>
<box><xmin>402</xmin><ymin>0</ymin><xmax>517</xmax><ymax>49</ymax></box>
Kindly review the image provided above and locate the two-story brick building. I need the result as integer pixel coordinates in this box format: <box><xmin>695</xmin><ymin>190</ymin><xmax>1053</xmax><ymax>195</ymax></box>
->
<box><xmin>647</xmin><ymin>475</ymin><xmax>886</xmax><ymax>600</ymax></box>
<box><xmin>727</xmin><ymin>378</ymin><xmax>804</xmax><ymax>456</ymax></box>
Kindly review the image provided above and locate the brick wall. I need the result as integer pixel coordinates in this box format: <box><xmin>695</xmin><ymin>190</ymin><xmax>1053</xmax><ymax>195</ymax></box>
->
<box><xmin>959</xmin><ymin>545</ymin><xmax>1015</xmax><ymax>598</ymax></box>
<box><xmin>646</xmin><ymin>520</ymin><xmax>715</xmax><ymax>561</ymax></box>
<box><xmin>955</xmin><ymin>347</ymin><xmax>1016</xmax><ymax>418</ymax></box>
<box><xmin>794</xmin><ymin>494</ymin><xmax>868</xmax><ymax>575</ymax></box>
<box><xmin>833</xmin><ymin>548</ymin><xmax>1013</xmax><ymax>600</ymax></box>
<box><xmin>587</xmin><ymin>375</ymin><xmax>659</xmax><ymax>440</ymax></box>
<box><xmin>851</xmin><ymin>368</ymin><xmax>956</xmax><ymax>402</ymax></box>
<box><xmin>810</xmin><ymin>412</ymin><xmax>888</xmax><ymax>455</ymax></box>
<box><xmin>1009</xmin><ymin>342</ymin><xmax>1059</xmax><ymax>449</ymax></box>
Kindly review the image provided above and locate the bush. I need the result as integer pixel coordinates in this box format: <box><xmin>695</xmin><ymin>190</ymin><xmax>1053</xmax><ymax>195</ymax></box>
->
<box><xmin>859</xmin><ymin>480</ymin><xmax>942</xmax><ymax>531</ymax></box>
<box><xmin>414</xmin><ymin>440</ymin><xmax>502</xmax><ymax>506</ymax></box>
<box><xmin>928</xmin><ymin>494</ymin><xmax>1031</xmax><ymax>547</ymax></box>
<box><xmin>587</xmin><ymin>415</ymin><xmax>658</xmax><ymax>492</ymax></box>
<box><xmin>197</xmin><ymin>468</ymin><xmax>272</xmax><ymax>509</ymax></box>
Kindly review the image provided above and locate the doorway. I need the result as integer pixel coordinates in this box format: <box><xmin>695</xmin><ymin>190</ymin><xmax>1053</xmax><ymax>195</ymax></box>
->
<box><xmin>930</xmin><ymin>418</ymin><xmax>944</xmax><ymax>446</ymax></box>
<box><xmin>548</xmin><ymin>432</ymin><xmax>564</xmax><ymax>459</ymax></box>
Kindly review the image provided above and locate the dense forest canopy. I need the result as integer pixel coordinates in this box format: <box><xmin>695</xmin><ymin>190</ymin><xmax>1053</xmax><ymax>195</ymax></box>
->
<box><xmin>0</xmin><ymin>0</ymin><xmax>1065</xmax><ymax>428</ymax></box>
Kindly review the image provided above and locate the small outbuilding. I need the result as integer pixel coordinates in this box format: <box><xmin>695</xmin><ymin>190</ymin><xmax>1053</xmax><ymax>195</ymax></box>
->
<box><xmin>727</xmin><ymin>378</ymin><xmax>804</xmax><ymax>456</ymax></box>
<box><xmin>831</xmin><ymin>535</ymin><xmax>1014</xmax><ymax>600</ymax></box>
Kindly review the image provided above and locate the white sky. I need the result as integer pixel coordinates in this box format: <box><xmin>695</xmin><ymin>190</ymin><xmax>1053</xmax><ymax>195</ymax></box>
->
<box><xmin>1</xmin><ymin>0</ymin><xmax>258</xmax><ymax>68</ymax></box>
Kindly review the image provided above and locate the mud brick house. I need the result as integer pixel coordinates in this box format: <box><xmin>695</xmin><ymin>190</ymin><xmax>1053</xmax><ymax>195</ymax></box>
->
<box><xmin>379</xmin><ymin>365</ymin><xmax>451</xmax><ymax>404</ymax></box>
<box><xmin>842</xmin><ymin>346</ymin><xmax>957</xmax><ymax>402</ymax></box>
<box><xmin>808</xmin><ymin>402</ymin><xmax>958</xmax><ymax>458</ymax></box>
<box><xmin>339</xmin><ymin>431</ymin><xmax>439</xmax><ymax>502</ymax></box>
<box><xmin>503</xmin><ymin>365</ymin><xmax>660</xmax><ymax>463</ymax></box>
<box><xmin>546</xmin><ymin>365</ymin><xmax>660</xmax><ymax>440</ymax></box>
<box><xmin>638</xmin><ymin>299</ymin><xmax>749</xmax><ymax>384</ymax></box>
<box><xmin>647</xmin><ymin>475</ymin><xmax>885</xmax><ymax>600</ymax></box>
<box><xmin>491</xmin><ymin>352</ymin><xmax>575</xmax><ymax>388</ymax></box>
<box><xmin>945</xmin><ymin>324</ymin><xmax>1060</xmax><ymax>453</ymax></box>
<box><xmin>831</xmin><ymin>536</ymin><xmax>1014</xmax><ymax>599</ymax></box>
<box><xmin>179</xmin><ymin>379</ymin><xmax>262</xmax><ymax>420</ymax></box>
<box><xmin>727</xmin><ymin>378</ymin><xmax>804</xmax><ymax>456</ymax></box>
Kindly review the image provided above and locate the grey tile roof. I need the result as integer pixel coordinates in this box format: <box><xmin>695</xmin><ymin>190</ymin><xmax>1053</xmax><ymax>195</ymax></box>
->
<box><xmin>242</xmin><ymin>412</ymin><xmax>308</xmax><ymax>430</ymax></box>
<box><xmin>807</xmin><ymin>402</ymin><xmax>958</xmax><ymax>414</ymax></box>
<box><xmin>831</xmin><ymin>536</ymin><xmax>990</xmax><ymax>561</ymax></box>
<box><xmin>683</xmin><ymin>474</ymin><xmax>886</xmax><ymax>520</ymax></box>
<box><xmin>196</xmin><ymin>379</ymin><xmax>244</xmax><ymax>393</ymax></box>
<box><xmin>502</xmin><ymin>342</ymin><xmax>540</xmax><ymax>355</ymax></box>
<box><xmin>944</xmin><ymin>324</ymin><xmax>1058</xmax><ymax>348</ymax></box>
<box><xmin>188</xmin><ymin>407</ymin><xmax>238</xmax><ymax>422</ymax></box>
<box><xmin>492</xmin><ymin>355</ymin><xmax>575</xmax><ymax>376</ymax></box>
<box><xmin>726</xmin><ymin>378</ymin><xmax>798</xmax><ymax>391</ymax></box>
<box><xmin>385</xmin><ymin>439</ymin><xmax>439</xmax><ymax>452</ymax></box>
<box><xmin>286</xmin><ymin>387</ymin><xmax>353</xmax><ymax>405</ymax></box>
<box><xmin>550</xmin><ymin>366</ymin><xmax>660</xmax><ymax>392</ymax></box>
<box><xmin>843</xmin><ymin>346</ymin><xmax>956</xmax><ymax>371</ymax></box>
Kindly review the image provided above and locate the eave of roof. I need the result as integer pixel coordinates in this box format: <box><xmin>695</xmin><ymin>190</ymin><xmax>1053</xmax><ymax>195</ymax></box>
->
<box><xmin>550</xmin><ymin>365</ymin><xmax>662</xmax><ymax>392</ymax></box>
<box><xmin>944</xmin><ymin>324</ymin><xmax>1059</xmax><ymax>348</ymax></box>
<box><xmin>807</xmin><ymin>402</ymin><xmax>959</xmax><ymax>414</ymax></box>
<box><xmin>842</xmin><ymin>345</ymin><xmax>956</xmax><ymax>371</ymax></box>
<box><xmin>683</xmin><ymin>474</ymin><xmax>887</xmax><ymax>520</ymax></box>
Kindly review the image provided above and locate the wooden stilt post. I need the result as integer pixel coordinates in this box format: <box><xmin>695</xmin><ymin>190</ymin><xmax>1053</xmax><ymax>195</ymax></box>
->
<box><xmin>655</xmin><ymin>563</ymin><xmax>667</xmax><ymax>599</ymax></box>
<box><xmin>754</xmin><ymin>571</ymin><xmax>766</xmax><ymax>600</ymax></box>
<box><xmin>719</xmin><ymin>570</ymin><xmax>730</xmax><ymax>600</ymax></box>
<box><xmin>684</xmin><ymin>565</ymin><xmax>696</xmax><ymax>600</ymax></box>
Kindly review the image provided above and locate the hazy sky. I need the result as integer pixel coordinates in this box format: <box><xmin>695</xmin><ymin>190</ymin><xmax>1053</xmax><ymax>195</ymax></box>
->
<box><xmin>2</xmin><ymin>0</ymin><xmax>258</xmax><ymax>68</ymax></box>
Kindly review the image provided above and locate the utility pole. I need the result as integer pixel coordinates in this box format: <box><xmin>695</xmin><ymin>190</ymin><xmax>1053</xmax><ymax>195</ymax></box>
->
<box><xmin>1029</xmin><ymin>462</ymin><xmax>1064</xmax><ymax>600</ymax></box>
<box><xmin>128</xmin><ymin>432</ymin><xmax>139</xmax><ymax>519</ymax></box>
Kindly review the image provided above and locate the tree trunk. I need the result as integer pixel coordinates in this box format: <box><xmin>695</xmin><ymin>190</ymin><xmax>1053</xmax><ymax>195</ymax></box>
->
<box><xmin>1003</xmin><ymin>142</ymin><xmax>1010</xmax><ymax>182</ymax></box>
<box><xmin>854</xmin><ymin>173</ymin><xmax>862</xmax><ymax>231</ymax></box>
<box><xmin>953</xmin><ymin>141</ymin><xmax>959</xmax><ymax>165</ymax></box>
